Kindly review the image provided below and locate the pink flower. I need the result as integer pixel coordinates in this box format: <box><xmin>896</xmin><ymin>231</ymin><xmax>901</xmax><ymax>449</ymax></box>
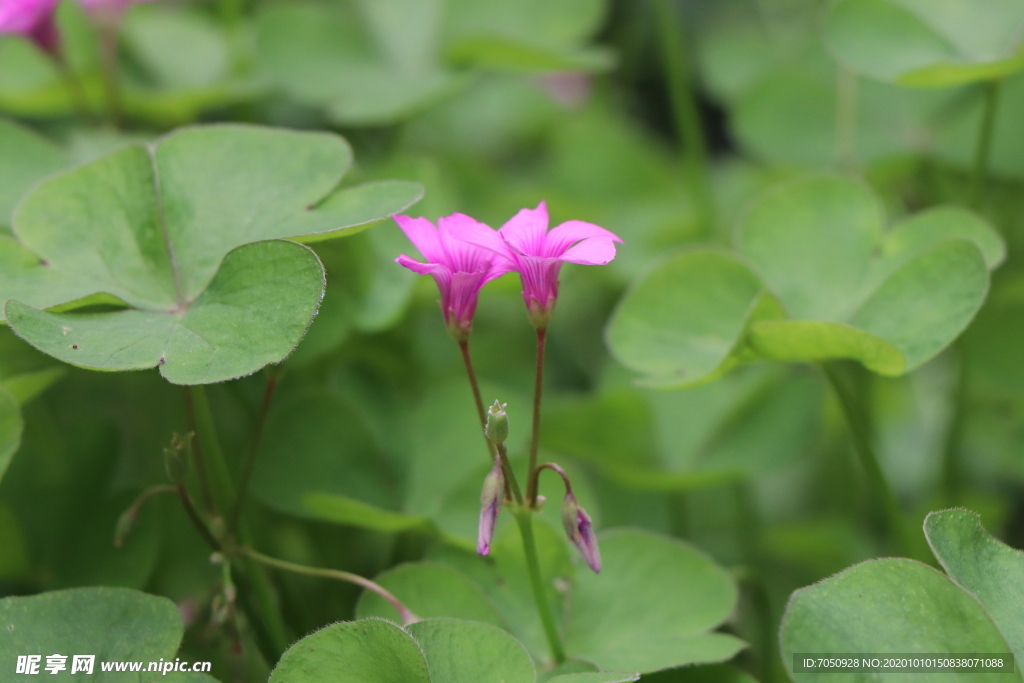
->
<box><xmin>0</xmin><ymin>0</ymin><xmax>60</xmax><ymax>53</ymax></box>
<box><xmin>449</xmin><ymin>201</ymin><xmax>621</xmax><ymax>328</ymax></box>
<box><xmin>395</xmin><ymin>213</ymin><xmax>513</xmax><ymax>341</ymax></box>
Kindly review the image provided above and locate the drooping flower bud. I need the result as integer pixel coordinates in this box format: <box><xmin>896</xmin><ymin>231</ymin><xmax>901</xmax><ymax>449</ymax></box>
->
<box><xmin>484</xmin><ymin>400</ymin><xmax>508</xmax><ymax>445</ymax></box>
<box><xmin>561</xmin><ymin>492</ymin><xmax>601</xmax><ymax>573</ymax></box>
<box><xmin>477</xmin><ymin>462</ymin><xmax>504</xmax><ymax>556</ymax></box>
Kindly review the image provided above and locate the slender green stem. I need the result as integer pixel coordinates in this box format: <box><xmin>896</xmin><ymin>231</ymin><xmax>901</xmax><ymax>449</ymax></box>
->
<box><xmin>836</xmin><ymin>67</ymin><xmax>859</xmax><ymax>169</ymax></box>
<box><xmin>185</xmin><ymin>385</ymin><xmax>291</xmax><ymax>657</ymax></box>
<box><xmin>529</xmin><ymin>462</ymin><xmax>573</xmax><ymax>499</ymax></box>
<box><xmin>971</xmin><ymin>79</ymin><xmax>1002</xmax><ymax>209</ymax></box>
<box><xmin>495</xmin><ymin>442</ymin><xmax>524</xmax><ymax>505</ymax></box>
<box><xmin>229</xmin><ymin>371</ymin><xmax>279</xmax><ymax>534</ymax></box>
<box><xmin>187</xmin><ymin>386</ymin><xmax>236</xmax><ymax>515</ymax></box>
<box><xmin>49</xmin><ymin>50</ymin><xmax>93</xmax><ymax>122</ymax></box>
<box><xmin>459</xmin><ymin>340</ymin><xmax>497</xmax><ymax>462</ymax></box>
<box><xmin>96</xmin><ymin>18</ymin><xmax>123</xmax><ymax>127</ymax></box>
<box><xmin>176</xmin><ymin>482</ymin><xmax>223</xmax><ymax>552</ymax></box>
<box><xmin>822</xmin><ymin>363</ymin><xmax>909</xmax><ymax>555</ymax></box>
<box><xmin>526</xmin><ymin>328</ymin><xmax>547</xmax><ymax>505</ymax></box>
<box><xmin>183</xmin><ymin>392</ymin><xmax>216</xmax><ymax>514</ymax></box>
<box><xmin>512</xmin><ymin>508</ymin><xmax>566</xmax><ymax>664</ymax></box>
<box><xmin>243</xmin><ymin>548</ymin><xmax>419</xmax><ymax>626</ymax></box>
<box><xmin>651</xmin><ymin>0</ymin><xmax>716</xmax><ymax>236</ymax></box>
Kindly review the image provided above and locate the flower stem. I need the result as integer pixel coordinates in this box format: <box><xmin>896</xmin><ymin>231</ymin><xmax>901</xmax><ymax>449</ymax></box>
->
<box><xmin>512</xmin><ymin>508</ymin><xmax>567</xmax><ymax>664</ymax></box>
<box><xmin>49</xmin><ymin>50</ymin><xmax>93</xmax><ymax>122</ymax></box>
<box><xmin>96</xmin><ymin>18</ymin><xmax>123</xmax><ymax>127</ymax></box>
<box><xmin>496</xmin><ymin>442</ymin><xmax>524</xmax><ymax>505</ymax></box>
<box><xmin>229</xmin><ymin>370</ymin><xmax>279</xmax><ymax>535</ymax></box>
<box><xmin>459</xmin><ymin>340</ymin><xmax>497</xmax><ymax>462</ymax></box>
<box><xmin>242</xmin><ymin>547</ymin><xmax>419</xmax><ymax>626</ymax></box>
<box><xmin>822</xmin><ymin>363</ymin><xmax>909</xmax><ymax>555</ymax></box>
<box><xmin>530</xmin><ymin>462</ymin><xmax>573</xmax><ymax>498</ymax></box>
<box><xmin>526</xmin><ymin>328</ymin><xmax>546</xmax><ymax>505</ymax></box>
<box><xmin>651</xmin><ymin>0</ymin><xmax>716</xmax><ymax>236</ymax></box>
<box><xmin>971</xmin><ymin>79</ymin><xmax>1002</xmax><ymax>209</ymax></box>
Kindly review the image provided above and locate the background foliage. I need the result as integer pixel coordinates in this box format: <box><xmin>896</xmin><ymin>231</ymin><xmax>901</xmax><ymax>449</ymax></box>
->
<box><xmin>2</xmin><ymin>0</ymin><xmax>1023</xmax><ymax>681</ymax></box>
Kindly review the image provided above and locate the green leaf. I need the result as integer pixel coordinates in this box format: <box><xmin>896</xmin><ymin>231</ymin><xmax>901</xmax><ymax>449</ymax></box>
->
<box><xmin>780</xmin><ymin>558</ymin><xmax>1016</xmax><ymax>682</ymax></box>
<box><xmin>826</xmin><ymin>0</ymin><xmax>1024</xmax><ymax>86</ymax></box>
<box><xmin>606</xmin><ymin>250</ymin><xmax>770</xmax><ymax>387</ymax></box>
<box><xmin>547</xmin><ymin>674</ymin><xmax>640</xmax><ymax>683</ymax></box>
<box><xmin>268</xmin><ymin>617</ymin><xmax>536</xmax><ymax>683</ymax></box>
<box><xmin>566</xmin><ymin>529</ymin><xmax>743</xmax><ymax>673</ymax></box>
<box><xmin>608</xmin><ymin>176</ymin><xmax>1001</xmax><ymax>384</ymax></box>
<box><xmin>270</xmin><ymin>618</ymin><xmax>431</xmax><ymax>683</ymax></box>
<box><xmin>0</xmin><ymin>125</ymin><xmax>422</xmax><ymax>384</ymax></box>
<box><xmin>0</xmin><ymin>586</ymin><xmax>210</xmax><ymax>682</ymax></box>
<box><xmin>0</xmin><ymin>119</ymin><xmax>68</xmax><ymax>226</ymax></box>
<box><xmin>356</xmin><ymin>562</ymin><xmax>504</xmax><ymax>626</ymax></box>
<box><xmin>422</xmin><ymin>526</ymin><xmax>741</xmax><ymax>673</ymax></box>
<box><xmin>0</xmin><ymin>386</ymin><xmax>22</xmax><ymax>484</ymax></box>
<box><xmin>406</xmin><ymin>618</ymin><xmax>535</xmax><ymax>683</ymax></box>
<box><xmin>925</xmin><ymin>509</ymin><xmax>1024</xmax><ymax>661</ymax></box>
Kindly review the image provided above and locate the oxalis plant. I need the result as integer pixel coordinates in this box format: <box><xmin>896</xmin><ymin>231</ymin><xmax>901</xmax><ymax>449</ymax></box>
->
<box><xmin>0</xmin><ymin>127</ymin><xmax>745</xmax><ymax>680</ymax></box>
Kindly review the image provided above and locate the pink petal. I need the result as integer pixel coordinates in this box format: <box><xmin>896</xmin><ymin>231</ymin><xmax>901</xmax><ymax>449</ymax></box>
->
<box><xmin>498</xmin><ymin>201</ymin><xmax>549</xmax><ymax>255</ymax></box>
<box><xmin>395</xmin><ymin>254</ymin><xmax>439</xmax><ymax>275</ymax></box>
<box><xmin>560</xmin><ymin>237</ymin><xmax>618</xmax><ymax>265</ymax></box>
<box><xmin>447</xmin><ymin>215</ymin><xmax>513</xmax><ymax>261</ymax></box>
<box><xmin>438</xmin><ymin>213</ymin><xmax>505</xmax><ymax>273</ymax></box>
<box><xmin>544</xmin><ymin>219</ymin><xmax>622</xmax><ymax>257</ymax></box>
<box><xmin>394</xmin><ymin>215</ymin><xmax>444</xmax><ymax>264</ymax></box>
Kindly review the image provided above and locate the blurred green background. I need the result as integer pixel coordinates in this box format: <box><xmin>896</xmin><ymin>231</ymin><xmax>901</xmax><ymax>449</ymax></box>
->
<box><xmin>2</xmin><ymin>0</ymin><xmax>1023</xmax><ymax>681</ymax></box>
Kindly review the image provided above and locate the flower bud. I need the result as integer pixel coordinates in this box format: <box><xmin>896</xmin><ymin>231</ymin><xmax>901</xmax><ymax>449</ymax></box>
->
<box><xmin>477</xmin><ymin>462</ymin><xmax>504</xmax><ymax>556</ymax></box>
<box><xmin>561</xmin><ymin>493</ymin><xmax>601</xmax><ymax>573</ymax></box>
<box><xmin>484</xmin><ymin>400</ymin><xmax>508</xmax><ymax>445</ymax></box>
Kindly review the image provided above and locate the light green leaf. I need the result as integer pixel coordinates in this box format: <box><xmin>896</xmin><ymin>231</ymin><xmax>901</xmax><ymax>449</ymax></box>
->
<box><xmin>780</xmin><ymin>558</ymin><xmax>1017</xmax><ymax>682</ymax></box>
<box><xmin>0</xmin><ymin>386</ymin><xmax>22</xmax><ymax>484</ymax></box>
<box><xmin>0</xmin><ymin>119</ymin><xmax>67</xmax><ymax>226</ymax></box>
<box><xmin>270</xmin><ymin>618</ymin><xmax>431</xmax><ymax>683</ymax></box>
<box><xmin>609</xmin><ymin>176</ymin><xmax>1001</xmax><ymax>384</ymax></box>
<box><xmin>6</xmin><ymin>241</ymin><xmax>324</xmax><ymax>385</ymax></box>
<box><xmin>567</xmin><ymin>529</ymin><xmax>744</xmax><ymax>673</ymax></box>
<box><xmin>121</xmin><ymin>5</ymin><xmax>230</xmax><ymax>89</ymax></box>
<box><xmin>0</xmin><ymin>587</ymin><xmax>208</xmax><ymax>682</ymax></box>
<box><xmin>424</xmin><ymin>526</ymin><xmax>742</xmax><ymax>673</ymax></box>
<box><xmin>827</xmin><ymin>0</ymin><xmax>1024</xmax><ymax>86</ymax></box>
<box><xmin>268</xmin><ymin>617</ymin><xmax>537</xmax><ymax>683</ymax></box>
<box><xmin>0</xmin><ymin>125</ymin><xmax>421</xmax><ymax>384</ymax></box>
<box><xmin>925</xmin><ymin>509</ymin><xmax>1024</xmax><ymax>661</ymax></box>
<box><xmin>547</xmin><ymin>673</ymin><xmax>640</xmax><ymax>683</ymax></box>
<box><xmin>606</xmin><ymin>250</ymin><xmax>770</xmax><ymax>387</ymax></box>
<box><xmin>356</xmin><ymin>562</ymin><xmax>504</xmax><ymax>626</ymax></box>
<box><xmin>406</xmin><ymin>618</ymin><xmax>535</xmax><ymax>683</ymax></box>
